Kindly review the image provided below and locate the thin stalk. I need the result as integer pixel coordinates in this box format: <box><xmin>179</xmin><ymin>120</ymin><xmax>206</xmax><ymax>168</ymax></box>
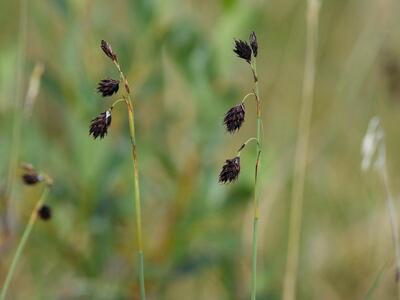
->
<box><xmin>241</xmin><ymin>92</ymin><xmax>256</xmax><ymax>105</ymax></box>
<box><xmin>250</xmin><ymin>57</ymin><xmax>262</xmax><ymax>300</ymax></box>
<box><xmin>113</xmin><ymin>61</ymin><xmax>146</xmax><ymax>300</ymax></box>
<box><xmin>0</xmin><ymin>186</ymin><xmax>49</xmax><ymax>300</ymax></box>
<box><xmin>110</xmin><ymin>98</ymin><xmax>126</xmax><ymax>110</ymax></box>
<box><xmin>238</xmin><ymin>137</ymin><xmax>259</xmax><ymax>154</ymax></box>
<box><xmin>283</xmin><ymin>1</ymin><xmax>320</xmax><ymax>300</ymax></box>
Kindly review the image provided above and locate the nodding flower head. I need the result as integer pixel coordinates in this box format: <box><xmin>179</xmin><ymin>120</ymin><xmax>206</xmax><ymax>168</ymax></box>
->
<box><xmin>38</xmin><ymin>205</ymin><xmax>52</xmax><ymax>221</ymax></box>
<box><xmin>224</xmin><ymin>103</ymin><xmax>245</xmax><ymax>133</ymax></box>
<box><xmin>97</xmin><ymin>79</ymin><xmax>119</xmax><ymax>97</ymax></box>
<box><xmin>219</xmin><ymin>157</ymin><xmax>241</xmax><ymax>184</ymax></box>
<box><xmin>89</xmin><ymin>110</ymin><xmax>112</xmax><ymax>139</ymax></box>
<box><xmin>249</xmin><ymin>31</ymin><xmax>258</xmax><ymax>57</ymax></box>
<box><xmin>22</xmin><ymin>172</ymin><xmax>42</xmax><ymax>185</ymax></box>
<box><xmin>233</xmin><ymin>39</ymin><xmax>252</xmax><ymax>63</ymax></box>
<box><xmin>100</xmin><ymin>40</ymin><xmax>117</xmax><ymax>61</ymax></box>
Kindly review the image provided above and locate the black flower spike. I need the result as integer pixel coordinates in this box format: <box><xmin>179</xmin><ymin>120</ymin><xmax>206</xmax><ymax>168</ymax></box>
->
<box><xmin>100</xmin><ymin>40</ymin><xmax>117</xmax><ymax>61</ymax></box>
<box><xmin>38</xmin><ymin>205</ymin><xmax>52</xmax><ymax>221</ymax></box>
<box><xmin>97</xmin><ymin>79</ymin><xmax>119</xmax><ymax>97</ymax></box>
<box><xmin>249</xmin><ymin>31</ymin><xmax>258</xmax><ymax>57</ymax></box>
<box><xmin>224</xmin><ymin>103</ymin><xmax>245</xmax><ymax>133</ymax></box>
<box><xmin>22</xmin><ymin>173</ymin><xmax>42</xmax><ymax>185</ymax></box>
<box><xmin>233</xmin><ymin>39</ymin><xmax>252</xmax><ymax>63</ymax></box>
<box><xmin>89</xmin><ymin>110</ymin><xmax>112</xmax><ymax>139</ymax></box>
<box><xmin>219</xmin><ymin>157</ymin><xmax>241</xmax><ymax>184</ymax></box>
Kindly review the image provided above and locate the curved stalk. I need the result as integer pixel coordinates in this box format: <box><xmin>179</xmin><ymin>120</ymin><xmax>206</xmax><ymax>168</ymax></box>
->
<box><xmin>113</xmin><ymin>61</ymin><xmax>146</xmax><ymax>300</ymax></box>
<box><xmin>0</xmin><ymin>186</ymin><xmax>50</xmax><ymax>300</ymax></box>
<box><xmin>241</xmin><ymin>92</ymin><xmax>256</xmax><ymax>105</ymax></box>
<box><xmin>238</xmin><ymin>137</ymin><xmax>259</xmax><ymax>154</ymax></box>
<box><xmin>110</xmin><ymin>98</ymin><xmax>126</xmax><ymax>110</ymax></box>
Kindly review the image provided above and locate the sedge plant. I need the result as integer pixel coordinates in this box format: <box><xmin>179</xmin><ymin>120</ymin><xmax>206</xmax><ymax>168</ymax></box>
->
<box><xmin>218</xmin><ymin>31</ymin><xmax>263</xmax><ymax>300</ymax></box>
<box><xmin>89</xmin><ymin>40</ymin><xmax>146</xmax><ymax>299</ymax></box>
<box><xmin>0</xmin><ymin>164</ymin><xmax>53</xmax><ymax>300</ymax></box>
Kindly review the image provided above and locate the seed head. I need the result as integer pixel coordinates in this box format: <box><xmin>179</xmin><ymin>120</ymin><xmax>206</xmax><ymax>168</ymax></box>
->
<box><xmin>97</xmin><ymin>79</ymin><xmax>119</xmax><ymax>97</ymax></box>
<box><xmin>100</xmin><ymin>40</ymin><xmax>117</xmax><ymax>61</ymax></box>
<box><xmin>233</xmin><ymin>39</ymin><xmax>252</xmax><ymax>63</ymax></box>
<box><xmin>89</xmin><ymin>110</ymin><xmax>112</xmax><ymax>139</ymax></box>
<box><xmin>224</xmin><ymin>104</ymin><xmax>245</xmax><ymax>133</ymax></box>
<box><xmin>38</xmin><ymin>205</ymin><xmax>52</xmax><ymax>221</ymax></box>
<box><xmin>22</xmin><ymin>173</ymin><xmax>42</xmax><ymax>185</ymax></box>
<box><xmin>219</xmin><ymin>157</ymin><xmax>241</xmax><ymax>184</ymax></box>
<box><xmin>249</xmin><ymin>31</ymin><xmax>258</xmax><ymax>57</ymax></box>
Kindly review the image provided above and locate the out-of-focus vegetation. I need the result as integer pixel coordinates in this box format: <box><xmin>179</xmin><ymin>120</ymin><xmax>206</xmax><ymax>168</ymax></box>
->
<box><xmin>1</xmin><ymin>0</ymin><xmax>400</xmax><ymax>299</ymax></box>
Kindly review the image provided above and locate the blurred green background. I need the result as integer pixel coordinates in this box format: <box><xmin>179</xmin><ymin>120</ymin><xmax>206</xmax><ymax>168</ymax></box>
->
<box><xmin>1</xmin><ymin>0</ymin><xmax>400</xmax><ymax>299</ymax></box>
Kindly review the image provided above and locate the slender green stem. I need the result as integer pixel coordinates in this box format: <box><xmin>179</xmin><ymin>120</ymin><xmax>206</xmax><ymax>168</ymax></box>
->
<box><xmin>0</xmin><ymin>186</ymin><xmax>49</xmax><ymax>300</ymax></box>
<box><xmin>126</xmin><ymin>98</ymin><xmax>146</xmax><ymax>300</ymax></box>
<box><xmin>113</xmin><ymin>61</ymin><xmax>146</xmax><ymax>300</ymax></box>
<box><xmin>250</xmin><ymin>58</ymin><xmax>262</xmax><ymax>300</ymax></box>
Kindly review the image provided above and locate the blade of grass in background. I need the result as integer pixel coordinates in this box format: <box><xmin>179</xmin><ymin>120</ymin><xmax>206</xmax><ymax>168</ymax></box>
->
<box><xmin>364</xmin><ymin>264</ymin><xmax>387</xmax><ymax>300</ymax></box>
<box><xmin>362</xmin><ymin>117</ymin><xmax>400</xmax><ymax>299</ymax></box>
<box><xmin>2</xmin><ymin>0</ymin><xmax>29</xmax><ymax>237</ymax></box>
<box><xmin>283</xmin><ymin>1</ymin><xmax>321</xmax><ymax>299</ymax></box>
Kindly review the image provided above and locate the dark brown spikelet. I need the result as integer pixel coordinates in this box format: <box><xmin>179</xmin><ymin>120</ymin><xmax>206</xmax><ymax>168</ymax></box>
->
<box><xmin>249</xmin><ymin>31</ymin><xmax>258</xmax><ymax>57</ymax></box>
<box><xmin>224</xmin><ymin>104</ymin><xmax>245</xmax><ymax>133</ymax></box>
<box><xmin>38</xmin><ymin>205</ymin><xmax>52</xmax><ymax>221</ymax></box>
<box><xmin>22</xmin><ymin>173</ymin><xmax>41</xmax><ymax>185</ymax></box>
<box><xmin>233</xmin><ymin>39</ymin><xmax>252</xmax><ymax>63</ymax></box>
<box><xmin>89</xmin><ymin>110</ymin><xmax>112</xmax><ymax>139</ymax></box>
<box><xmin>97</xmin><ymin>79</ymin><xmax>119</xmax><ymax>97</ymax></box>
<box><xmin>219</xmin><ymin>157</ymin><xmax>241</xmax><ymax>184</ymax></box>
<box><xmin>100</xmin><ymin>40</ymin><xmax>117</xmax><ymax>61</ymax></box>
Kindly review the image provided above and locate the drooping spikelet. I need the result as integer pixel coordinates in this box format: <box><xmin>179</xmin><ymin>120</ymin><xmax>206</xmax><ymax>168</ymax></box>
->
<box><xmin>219</xmin><ymin>157</ymin><xmax>241</xmax><ymax>183</ymax></box>
<box><xmin>97</xmin><ymin>79</ymin><xmax>119</xmax><ymax>97</ymax></box>
<box><xmin>89</xmin><ymin>110</ymin><xmax>112</xmax><ymax>139</ymax></box>
<box><xmin>223</xmin><ymin>104</ymin><xmax>245</xmax><ymax>133</ymax></box>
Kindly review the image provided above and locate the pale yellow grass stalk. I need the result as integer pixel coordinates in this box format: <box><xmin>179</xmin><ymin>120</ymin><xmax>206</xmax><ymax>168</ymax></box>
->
<box><xmin>283</xmin><ymin>1</ymin><xmax>321</xmax><ymax>299</ymax></box>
